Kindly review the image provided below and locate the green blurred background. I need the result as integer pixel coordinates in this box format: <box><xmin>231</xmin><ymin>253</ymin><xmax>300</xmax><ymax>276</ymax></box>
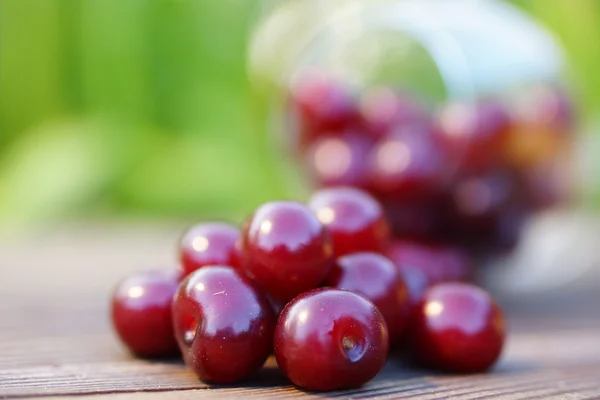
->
<box><xmin>1</xmin><ymin>0</ymin><xmax>599</xmax><ymax>230</ymax></box>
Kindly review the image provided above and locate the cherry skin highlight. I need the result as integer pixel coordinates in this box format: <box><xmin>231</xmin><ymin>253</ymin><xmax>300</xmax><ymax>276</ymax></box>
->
<box><xmin>242</xmin><ymin>201</ymin><xmax>333</xmax><ymax>302</ymax></box>
<box><xmin>111</xmin><ymin>269</ymin><xmax>182</xmax><ymax>358</ymax></box>
<box><xmin>411</xmin><ymin>283</ymin><xmax>505</xmax><ymax>373</ymax></box>
<box><xmin>306</xmin><ymin>132</ymin><xmax>373</xmax><ymax>190</ymax></box>
<box><xmin>274</xmin><ymin>288</ymin><xmax>389</xmax><ymax>391</ymax></box>
<box><xmin>309</xmin><ymin>187</ymin><xmax>389</xmax><ymax>257</ymax></box>
<box><xmin>179</xmin><ymin>222</ymin><xmax>241</xmax><ymax>275</ymax></box>
<box><xmin>171</xmin><ymin>266</ymin><xmax>275</xmax><ymax>384</ymax></box>
<box><xmin>368</xmin><ymin>125</ymin><xmax>448</xmax><ymax>200</ymax></box>
<box><xmin>326</xmin><ymin>252</ymin><xmax>410</xmax><ymax>343</ymax></box>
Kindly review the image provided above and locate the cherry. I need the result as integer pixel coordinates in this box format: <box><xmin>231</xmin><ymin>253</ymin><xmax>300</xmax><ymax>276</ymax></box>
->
<box><xmin>411</xmin><ymin>283</ymin><xmax>505</xmax><ymax>373</ymax></box>
<box><xmin>171</xmin><ymin>266</ymin><xmax>275</xmax><ymax>384</ymax></box>
<box><xmin>326</xmin><ymin>252</ymin><xmax>410</xmax><ymax>343</ymax></box>
<box><xmin>359</xmin><ymin>87</ymin><xmax>428</xmax><ymax>139</ymax></box>
<box><xmin>386</xmin><ymin>240</ymin><xmax>472</xmax><ymax>304</ymax></box>
<box><xmin>305</xmin><ymin>132</ymin><xmax>373</xmax><ymax>189</ymax></box>
<box><xmin>308</xmin><ymin>187</ymin><xmax>389</xmax><ymax>257</ymax></box>
<box><xmin>242</xmin><ymin>201</ymin><xmax>333</xmax><ymax>302</ymax></box>
<box><xmin>446</xmin><ymin>168</ymin><xmax>524</xmax><ymax>252</ymax></box>
<box><xmin>368</xmin><ymin>124</ymin><xmax>447</xmax><ymax>200</ymax></box>
<box><xmin>274</xmin><ymin>288</ymin><xmax>389</xmax><ymax>391</ymax></box>
<box><xmin>437</xmin><ymin>100</ymin><xmax>511</xmax><ymax>172</ymax></box>
<box><xmin>179</xmin><ymin>222</ymin><xmax>241</xmax><ymax>275</ymax></box>
<box><xmin>289</xmin><ymin>71</ymin><xmax>356</xmax><ymax>147</ymax></box>
<box><xmin>111</xmin><ymin>269</ymin><xmax>182</xmax><ymax>358</ymax></box>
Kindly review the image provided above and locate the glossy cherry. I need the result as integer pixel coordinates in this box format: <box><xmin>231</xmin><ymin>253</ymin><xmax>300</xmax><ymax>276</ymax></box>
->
<box><xmin>306</xmin><ymin>132</ymin><xmax>373</xmax><ymax>189</ymax></box>
<box><xmin>326</xmin><ymin>252</ymin><xmax>410</xmax><ymax>343</ymax></box>
<box><xmin>289</xmin><ymin>71</ymin><xmax>356</xmax><ymax>147</ymax></box>
<box><xmin>179</xmin><ymin>222</ymin><xmax>241</xmax><ymax>275</ymax></box>
<box><xmin>111</xmin><ymin>269</ymin><xmax>182</xmax><ymax>358</ymax></box>
<box><xmin>242</xmin><ymin>201</ymin><xmax>333</xmax><ymax>302</ymax></box>
<box><xmin>274</xmin><ymin>288</ymin><xmax>389</xmax><ymax>391</ymax></box>
<box><xmin>171</xmin><ymin>266</ymin><xmax>275</xmax><ymax>384</ymax></box>
<box><xmin>411</xmin><ymin>283</ymin><xmax>505</xmax><ymax>373</ymax></box>
<box><xmin>308</xmin><ymin>187</ymin><xmax>389</xmax><ymax>257</ymax></box>
<box><xmin>386</xmin><ymin>240</ymin><xmax>472</xmax><ymax>304</ymax></box>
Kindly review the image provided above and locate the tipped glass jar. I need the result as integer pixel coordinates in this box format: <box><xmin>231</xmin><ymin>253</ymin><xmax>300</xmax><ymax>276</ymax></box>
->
<box><xmin>249</xmin><ymin>0</ymin><xmax>576</xmax><ymax>257</ymax></box>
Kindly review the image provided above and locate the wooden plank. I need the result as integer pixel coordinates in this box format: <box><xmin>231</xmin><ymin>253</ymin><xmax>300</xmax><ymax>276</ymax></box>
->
<box><xmin>0</xmin><ymin>223</ymin><xmax>599</xmax><ymax>399</ymax></box>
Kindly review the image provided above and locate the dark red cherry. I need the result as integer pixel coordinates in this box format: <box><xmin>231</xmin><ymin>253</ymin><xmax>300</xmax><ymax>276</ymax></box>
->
<box><xmin>308</xmin><ymin>187</ymin><xmax>389</xmax><ymax>257</ymax></box>
<box><xmin>437</xmin><ymin>100</ymin><xmax>510</xmax><ymax>172</ymax></box>
<box><xmin>411</xmin><ymin>283</ymin><xmax>505</xmax><ymax>373</ymax></box>
<box><xmin>179</xmin><ymin>222</ymin><xmax>241</xmax><ymax>275</ymax></box>
<box><xmin>274</xmin><ymin>288</ymin><xmax>389</xmax><ymax>391</ymax></box>
<box><xmin>111</xmin><ymin>269</ymin><xmax>182</xmax><ymax>358</ymax></box>
<box><xmin>359</xmin><ymin>87</ymin><xmax>428</xmax><ymax>139</ymax></box>
<box><xmin>289</xmin><ymin>70</ymin><xmax>356</xmax><ymax>147</ymax></box>
<box><xmin>386</xmin><ymin>240</ymin><xmax>472</xmax><ymax>304</ymax></box>
<box><xmin>305</xmin><ymin>132</ymin><xmax>373</xmax><ymax>189</ymax></box>
<box><xmin>171</xmin><ymin>266</ymin><xmax>275</xmax><ymax>384</ymax></box>
<box><xmin>242</xmin><ymin>201</ymin><xmax>333</xmax><ymax>302</ymax></box>
<box><xmin>368</xmin><ymin>125</ymin><xmax>447</xmax><ymax>200</ymax></box>
<box><xmin>326</xmin><ymin>252</ymin><xmax>410</xmax><ymax>343</ymax></box>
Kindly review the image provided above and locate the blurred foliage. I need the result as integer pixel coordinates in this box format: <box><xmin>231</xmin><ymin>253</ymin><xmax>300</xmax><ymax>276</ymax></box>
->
<box><xmin>0</xmin><ymin>0</ymin><xmax>599</xmax><ymax>228</ymax></box>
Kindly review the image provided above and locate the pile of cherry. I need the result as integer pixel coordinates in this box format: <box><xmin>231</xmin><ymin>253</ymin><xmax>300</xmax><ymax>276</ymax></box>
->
<box><xmin>112</xmin><ymin>187</ymin><xmax>505</xmax><ymax>392</ymax></box>
<box><xmin>290</xmin><ymin>72</ymin><xmax>574</xmax><ymax>254</ymax></box>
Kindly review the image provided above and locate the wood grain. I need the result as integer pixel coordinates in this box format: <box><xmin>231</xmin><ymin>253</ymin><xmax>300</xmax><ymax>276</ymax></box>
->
<box><xmin>0</xmin><ymin>222</ymin><xmax>599</xmax><ymax>399</ymax></box>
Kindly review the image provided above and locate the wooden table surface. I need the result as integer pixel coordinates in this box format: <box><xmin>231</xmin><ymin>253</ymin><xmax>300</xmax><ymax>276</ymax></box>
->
<box><xmin>1</xmin><ymin>220</ymin><xmax>599</xmax><ymax>399</ymax></box>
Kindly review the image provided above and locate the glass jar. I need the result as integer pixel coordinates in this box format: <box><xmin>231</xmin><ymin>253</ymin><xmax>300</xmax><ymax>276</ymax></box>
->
<box><xmin>249</xmin><ymin>0</ymin><xmax>576</xmax><ymax>258</ymax></box>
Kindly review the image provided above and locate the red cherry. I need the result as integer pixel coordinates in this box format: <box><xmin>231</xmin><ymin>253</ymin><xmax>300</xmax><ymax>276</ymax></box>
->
<box><xmin>179</xmin><ymin>223</ymin><xmax>241</xmax><ymax>275</ymax></box>
<box><xmin>274</xmin><ymin>288</ymin><xmax>389</xmax><ymax>391</ymax></box>
<box><xmin>111</xmin><ymin>269</ymin><xmax>181</xmax><ymax>358</ymax></box>
<box><xmin>359</xmin><ymin>87</ymin><xmax>428</xmax><ymax>139</ymax></box>
<box><xmin>386</xmin><ymin>240</ymin><xmax>472</xmax><ymax>304</ymax></box>
<box><xmin>289</xmin><ymin>71</ymin><xmax>356</xmax><ymax>147</ymax></box>
<box><xmin>242</xmin><ymin>201</ymin><xmax>333</xmax><ymax>302</ymax></box>
<box><xmin>326</xmin><ymin>252</ymin><xmax>410</xmax><ymax>343</ymax></box>
<box><xmin>368</xmin><ymin>124</ymin><xmax>447</xmax><ymax>200</ymax></box>
<box><xmin>437</xmin><ymin>100</ymin><xmax>510</xmax><ymax>172</ymax></box>
<box><xmin>308</xmin><ymin>187</ymin><xmax>389</xmax><ymax>257</ymax></box>
<box><xmin>305</xmin><ymin>132</ymin><xmax>373</xmax><ymax>189</ymax></box>
<box><xmin>411</xmin><ymin>283</ymin><xmax>505</xmax><ymax>373</ymax></box>
<box><xmin>171</xmin><ymin>266</ymin><xmax>275</xmax><ymax>384</ymax></box>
